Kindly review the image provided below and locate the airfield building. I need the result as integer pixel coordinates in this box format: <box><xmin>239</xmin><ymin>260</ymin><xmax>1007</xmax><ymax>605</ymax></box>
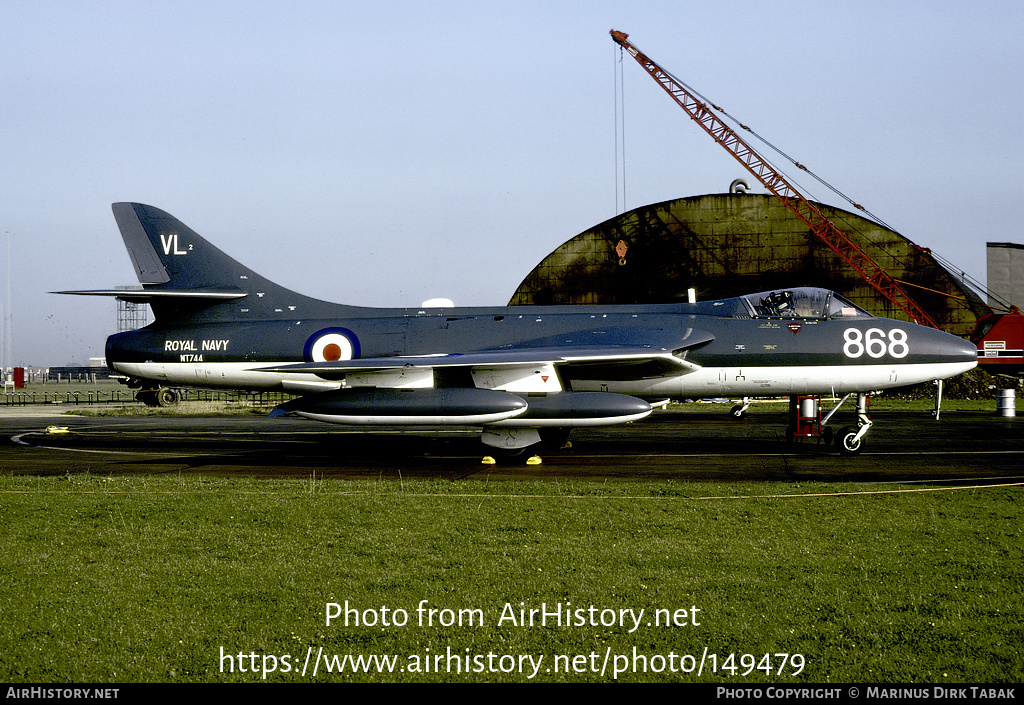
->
<box><xmin>509</xmin><ymin>192</ymin><xmax>989</xmax><ymax>338</ymax></box>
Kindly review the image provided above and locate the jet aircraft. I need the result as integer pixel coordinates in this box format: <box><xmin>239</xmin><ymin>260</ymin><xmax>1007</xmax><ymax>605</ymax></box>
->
<box><xmin>60</xmin><ymin>203</ymin><xmax>978</xmax><ymax>458</ymax></box>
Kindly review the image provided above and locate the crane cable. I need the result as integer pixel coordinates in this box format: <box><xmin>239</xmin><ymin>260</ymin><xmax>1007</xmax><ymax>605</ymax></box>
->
<box><xmin>614</xmin><ymin>44</ymin><xmax>627</xmax><ymax>215</ymax></box>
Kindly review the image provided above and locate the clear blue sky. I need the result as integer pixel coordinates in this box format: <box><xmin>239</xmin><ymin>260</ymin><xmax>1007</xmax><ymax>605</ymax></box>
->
<box><xmin>2</xmin><ymin>0</ymin><xmax>1021</xmax><ymax>366</ymax></box>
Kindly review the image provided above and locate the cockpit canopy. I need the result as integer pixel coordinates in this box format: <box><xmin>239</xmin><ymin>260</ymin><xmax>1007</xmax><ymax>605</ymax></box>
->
<box><xmin>741</xmin><ymin>287</ymin><xmax>871</xmax><ymax>320</ymax></box>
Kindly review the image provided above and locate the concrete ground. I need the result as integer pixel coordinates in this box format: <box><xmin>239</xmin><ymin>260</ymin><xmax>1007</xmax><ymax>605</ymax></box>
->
<box><xmin>1</xmin><ymin>405</ymin><xmax>1020</xmax><ymax>484</ymax></box>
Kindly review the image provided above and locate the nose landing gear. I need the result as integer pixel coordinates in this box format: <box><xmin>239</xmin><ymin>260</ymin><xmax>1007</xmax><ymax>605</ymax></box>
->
<box><xmin>825</xmin><ymin>392</ymin><xmax>872</xmax><ymax>456</ymax></box>
<box><xmin>790</xmin><ymin>392</ymin><xmax>872</xmax><ymax>455</ymax></box>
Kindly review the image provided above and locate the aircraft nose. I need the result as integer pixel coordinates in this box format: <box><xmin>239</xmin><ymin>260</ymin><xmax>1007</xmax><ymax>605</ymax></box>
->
<box><xmin>948</xmin><ymin>333</ymin><xmax>979</xmax><ymax>362</ymax></box>
<box><xmin>931</xmin><ymin>329</ymin><xmax>978</xmax><ymax>365</ymax></box>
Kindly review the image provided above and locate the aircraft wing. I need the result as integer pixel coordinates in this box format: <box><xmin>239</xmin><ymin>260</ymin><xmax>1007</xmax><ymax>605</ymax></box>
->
<box><xmin>258</xmin><ymin>326</ymin><xmax>712</xmax><ymax>377</ymax></box>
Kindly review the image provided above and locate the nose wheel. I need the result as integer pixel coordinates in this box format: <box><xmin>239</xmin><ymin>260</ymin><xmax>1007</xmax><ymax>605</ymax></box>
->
<box><xmin>835</xmin><ymin>425</ymin><xmax>865</xmax><ymax>455</ymax></box>
<box><xmin>828</xmin><ymin>392</ymin><xmax>871</xmax><ymax>456</ymax></box>
<box><xmin>730</xmin><ymin>398</ymin><xmax>751</xmax><ymax>418</ymax></box>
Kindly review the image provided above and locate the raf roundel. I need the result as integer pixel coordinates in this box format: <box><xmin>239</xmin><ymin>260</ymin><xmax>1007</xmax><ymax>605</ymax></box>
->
<box><xmin>304</xmin><ymin>328</ymin><xmax>360</xmax><ymax>363</ymax></box>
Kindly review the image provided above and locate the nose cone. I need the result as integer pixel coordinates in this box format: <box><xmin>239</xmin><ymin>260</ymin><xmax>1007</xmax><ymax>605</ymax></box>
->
<box><xmin>918</xmin><ymin>326</ymin><xmax>977</xmax><ymax>376</ymax></box>
<box><xmin>907</xmin><ymin>324</ymin><xmax>974</xmax><ymax>360</ymax></box>
<box><xmin>954</xmin><ymin>335</ymin><xmax>980</xmax><ymax>365</ymax></box>
<box><xmin>938</xmin><ymin>329</ymin><xmax>979</xmax><ymax>365</ymax></box>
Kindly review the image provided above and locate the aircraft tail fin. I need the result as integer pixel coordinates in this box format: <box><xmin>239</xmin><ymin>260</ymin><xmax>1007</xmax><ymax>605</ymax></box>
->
<box><xmin>112</xmin><ymin>202</ymin><xmax>268</xmax><ymax>292</ymax></box>
<box><xmin>106</xmin><ymin>202</ymin><xmax>335</xmax><ymax>323</ymax></box>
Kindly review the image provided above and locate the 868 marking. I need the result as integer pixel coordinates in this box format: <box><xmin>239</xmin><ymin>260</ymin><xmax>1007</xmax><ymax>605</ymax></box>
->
<box><xmin>843</xmin><ymin>328</ymin><xmax>909</xmax><ymax>359</ymax></box>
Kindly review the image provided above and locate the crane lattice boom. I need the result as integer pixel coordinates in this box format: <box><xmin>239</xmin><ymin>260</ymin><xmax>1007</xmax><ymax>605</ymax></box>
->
<box><xmin>610</xmin><ymin>29</ymin><xmax>939</xmax><ymax>329</ymax></box>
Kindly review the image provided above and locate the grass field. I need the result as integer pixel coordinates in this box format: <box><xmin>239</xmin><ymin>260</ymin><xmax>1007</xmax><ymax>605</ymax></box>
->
<box><xmin>1</xmin><ymin>473</ymin><xmax>1020</xmax><ymax>683</ymax></box>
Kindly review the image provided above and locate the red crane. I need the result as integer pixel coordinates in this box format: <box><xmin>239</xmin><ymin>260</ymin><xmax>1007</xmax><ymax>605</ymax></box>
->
<box><xmin>609</xmin><ymin>30</ymin><xmax>941</xmax><ymax>330</ymax></box>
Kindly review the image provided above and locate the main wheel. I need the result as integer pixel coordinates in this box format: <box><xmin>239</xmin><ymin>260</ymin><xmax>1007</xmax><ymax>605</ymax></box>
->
<box><xmin>155</xmin><ymin>387</ymin><xmax>180</xmax><ymax>407</ymax></box>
